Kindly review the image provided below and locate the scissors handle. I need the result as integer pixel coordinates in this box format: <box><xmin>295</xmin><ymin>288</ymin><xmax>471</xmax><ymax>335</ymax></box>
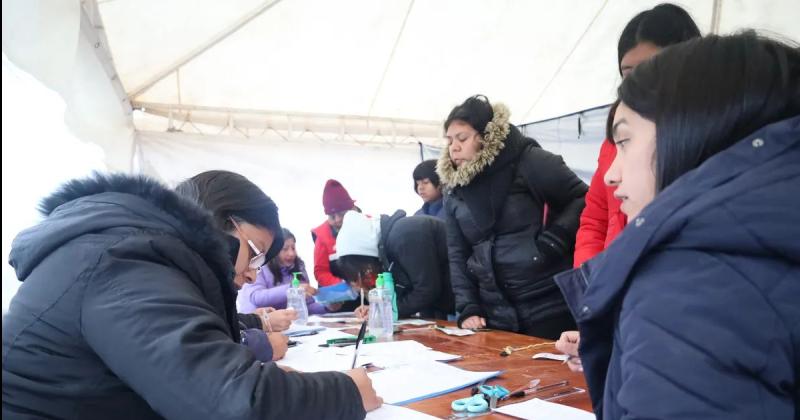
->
<box><xmin>451</xmin><ymin>395</ymin><xmax>488</xmax><ymax>413</ymax></box>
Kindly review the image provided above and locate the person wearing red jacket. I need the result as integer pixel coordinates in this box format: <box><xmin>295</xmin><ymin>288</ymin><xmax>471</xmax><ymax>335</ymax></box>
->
<box><xmin>573</xmin><ymin>102</ymin><xmax>627</xmax><ymax>267</ymax></box>
<box><xmin>572</xmin><ymin>3</ymin><xmax>701</xmax><ymax>268</ymax></box>
<box><xmin>311</xmin><ymin>179</ymin><xmax>357</xmax><ymax>287</ymax></box>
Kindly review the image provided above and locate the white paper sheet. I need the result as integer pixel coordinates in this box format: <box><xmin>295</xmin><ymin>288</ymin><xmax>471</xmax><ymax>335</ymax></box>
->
<box><xmin>278</xmin><ymin>338</ymin><xmax>462</xmax><ymax>372</ymax></box>
<box><xmin>394</xmin><ymin>319</ymin><xmax>436</xmax><ymax>326</ymax></box>
<box><xmin>532</xmin><ymin>352</ymin><xmax>570</xmax><ymax>362</ymax></box>
<box><xmin>307</xmin><ymin>315</ymin><xmax>360</xmax><ymax>324</ymax></box>
<box><xmin>277</xmin><ymin>345</ymin><xmax>350</xmax><ymax>372</ymax></box>
<box><xmin>365</xmin><ymin>404</ymin><xmax>441</xmax><ymax>420</ymax></box>
<box><xmin>494</xmin><ymin>398</ymin><xmax>595</xmax><ymax>420</ymax></box>
<box><xmin>368</xmin><ymin>360</ymin><xmax>501</xmax><ymax>405</ymax></box>
<box><xmin>436</xmin><ymin>327</ymin><xmax>475</xmax><ymax>336</ymax></box>
<box><xmin>330</xmin><ymin>340</ymin><xmax>461</xmax><ymax>367</ymax></box>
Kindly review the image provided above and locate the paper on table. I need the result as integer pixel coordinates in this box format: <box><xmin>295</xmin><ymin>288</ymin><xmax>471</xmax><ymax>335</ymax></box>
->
<box><xmin>436</xmin><ymin>326</ymin><xmax>475</xmax><ymax>336</ymax></box>
<box><xmin>494</xmin><ymin>398</ymin><xmax>595</xmax><ymax>420</ymax></box>
<box><xmin>291</xmin><ymin>327</ymin><xmax>355</xmax><ymax>346</ymax></box>
<box><xmin>365</xmin><ymin>404</ymin><xmax>441</xmax><ymax>420</ymax></box>
<box><xmin>532</xmin><ymin>352</ymin><xmax>570</xmax><ymax>362</ymax></box>
<box><xmin>330</xmin><ymin>340</ymin><xmax>461</xmax><ymax>367</ymax></box>
<box><xmin>368</xmin><ymin>360</ymin><xmax>501</xmax><ymax>405</ymax></box>
<box><xmin>394</xmin><ymin>319</ymin><xmax>436</xmax><ymax>326</ymax></box>
<box><xmin>277</xmin><ymin>345</ymin><xmax>351</xmax><ymax>372</ymax></box>
<box><xmin>308</xmin><ymin>315</ymin><xmax>359</xmax><ymax>324</ymax></box>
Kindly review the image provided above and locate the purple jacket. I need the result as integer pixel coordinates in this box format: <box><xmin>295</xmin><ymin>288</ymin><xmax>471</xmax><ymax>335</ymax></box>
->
<box><xmin>237</xmin><ymin>264</ymin><xmax>326</xmax><ymax>314</ymax></box>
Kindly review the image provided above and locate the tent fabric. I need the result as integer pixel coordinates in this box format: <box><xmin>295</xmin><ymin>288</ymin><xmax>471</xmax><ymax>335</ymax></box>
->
<box><xmin>135</xmin><ymin>129</ymin><xmax>424</xmax><ymax>285</ymax></box>
<box><xmin>92</xmin><ymin>0</ymin><xmax>800</xmax><ymax>137</ymax></box>
<box><xmin>2</xmin><ymin>0</ymin><xmax>135</xmax><ymax>171</ymax></box>
<box><xmin>521</xmin><ymin>104</ymin><xmax>612</xmax><ymax>182</ymax></box>
<box><xmin>1</xmin><ymin>56</ymin><xmax>107</xmax><ymax>313</ymax></box>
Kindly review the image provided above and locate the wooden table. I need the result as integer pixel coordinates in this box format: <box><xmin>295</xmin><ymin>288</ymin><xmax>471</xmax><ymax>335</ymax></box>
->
<box><xmin>341</xmin><ymin>321</ymin><xmax>593</xmax><ymax>419</ymax></box>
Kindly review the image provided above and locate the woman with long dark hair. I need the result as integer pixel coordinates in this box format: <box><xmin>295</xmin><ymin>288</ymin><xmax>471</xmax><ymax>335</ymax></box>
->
<box><xmin>557</xmin><ymin>32</ymin><xmax>800</xmax><ymax>419</ymax></box>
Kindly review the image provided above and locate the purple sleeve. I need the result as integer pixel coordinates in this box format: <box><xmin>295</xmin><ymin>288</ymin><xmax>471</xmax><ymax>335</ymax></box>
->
<box><xmin>241</xmin><ymin>328</ymin><xmax>273</xmax><ymax>362</ymax></box>
<box><xmin>240</xmin><ymin>269</ymin><xmax>292</xmax><ymax>311</ymax></box>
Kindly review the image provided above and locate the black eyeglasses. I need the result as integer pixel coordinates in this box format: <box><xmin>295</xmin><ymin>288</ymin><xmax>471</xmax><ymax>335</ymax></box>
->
<box><xmin>229</xmin><ymin>217</ymin><xmax>266</xmax><ymax>270</ymax></box>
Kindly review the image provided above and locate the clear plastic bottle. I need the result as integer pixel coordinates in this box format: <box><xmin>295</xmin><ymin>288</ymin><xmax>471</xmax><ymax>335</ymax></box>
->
<box><xmin>367</xmin><ymin>275</ymin><xmax>393</xmax><ymax>339</ymax></box>
<box><xmin>381</xmin><ymin>271</ymin><xmax>398</xmax><ymax>321</ymax></box>
<box><xmin>286</xmin><ymin>272</ymin><xmax>308</xmax><ymax>325</ymax></box>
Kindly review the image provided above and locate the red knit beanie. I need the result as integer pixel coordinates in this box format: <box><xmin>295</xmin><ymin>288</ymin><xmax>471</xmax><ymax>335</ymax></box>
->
<box><xmin>322</xmin><ymin>179</ymin><xmax>355</xmax><ymax>215</ymax></box>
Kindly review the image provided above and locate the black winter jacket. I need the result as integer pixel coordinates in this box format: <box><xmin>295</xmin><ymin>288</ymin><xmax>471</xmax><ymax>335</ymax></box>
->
<box><xmin>2</xmin><ymin>174</ymin><xmax>364</xmax><ymax>420</ymax></box>
<box><xmin>378</xmin><ymin>211</ymin><xmax>454</xmax><ymax>319</ymax></box>
<box><xmin>438</xmin><ymin>103</ymin><xmax>587</xmax><ymax>338</ymax></box>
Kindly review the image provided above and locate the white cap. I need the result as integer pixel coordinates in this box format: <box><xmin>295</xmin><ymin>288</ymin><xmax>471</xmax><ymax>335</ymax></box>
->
<box><xmin>335</xmin><ymin>211</ymin><xmax>380</xmax><ymax>258</ymax></box>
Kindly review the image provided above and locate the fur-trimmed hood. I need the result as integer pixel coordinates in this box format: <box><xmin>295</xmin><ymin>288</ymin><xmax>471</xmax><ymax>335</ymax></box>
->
<box><xmin>436</xmin><ymin>102</ymin><xmax>512</xmax><ymax>188</ymax></box>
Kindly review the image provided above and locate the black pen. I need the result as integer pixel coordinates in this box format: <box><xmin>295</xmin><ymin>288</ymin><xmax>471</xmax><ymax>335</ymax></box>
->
<box><xmin>506</xmin><ymin>380</ymin><xmax>569</xmax><ymax>399</ymax></box>
<box><xmin>351</xmin><ymin>320</ymin><xmax>368</xmax><ymax>369</ymax></box>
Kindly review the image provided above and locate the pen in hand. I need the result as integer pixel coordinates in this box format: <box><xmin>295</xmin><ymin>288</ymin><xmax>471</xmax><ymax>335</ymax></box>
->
<box><xmin>351</xmin><ymin>320</ymin><xmax>368</xmax><ymax>369</ymax></box>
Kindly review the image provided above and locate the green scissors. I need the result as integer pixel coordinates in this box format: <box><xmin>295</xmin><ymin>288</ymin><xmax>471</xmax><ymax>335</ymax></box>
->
<box><xmin>451</xmin><ymin>394</ymin><xmax>488</xmax><ymax>414</ymax></box>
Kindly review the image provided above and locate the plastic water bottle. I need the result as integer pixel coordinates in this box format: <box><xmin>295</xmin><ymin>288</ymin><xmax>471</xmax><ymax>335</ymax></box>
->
<box><xmin>286</xmin><ymin>272</ymin><xmax>308</xmax><ymax>325</ymax></box>
<box><xmin>367</xmin><ymin>275</ymin><xmax>393</xmax><ymax>339</ymax></box>
<box><xmin>381</xmin><ymin>271</ymin><xmax>398</xmax><ymax>321</ymax></box>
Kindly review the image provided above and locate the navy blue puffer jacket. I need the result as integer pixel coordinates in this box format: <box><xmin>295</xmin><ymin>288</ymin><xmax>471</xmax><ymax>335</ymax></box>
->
<box><xmin>557</xmin><ymin>116</ymin><xmax>800</xmax><ymax>419</ymax></box>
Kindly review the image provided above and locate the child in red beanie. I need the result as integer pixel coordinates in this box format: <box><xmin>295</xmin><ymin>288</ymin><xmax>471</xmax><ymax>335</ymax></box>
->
<box><xmin>311</xmin><ymin>180</ymin><xmax>358</xmax><ymax>288</ymax></box>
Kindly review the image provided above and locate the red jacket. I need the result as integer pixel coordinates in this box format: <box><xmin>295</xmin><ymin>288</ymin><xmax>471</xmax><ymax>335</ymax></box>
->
<box><xmin>573</xmin><ymin>140</ymin><xmax>627</xmax><ymax>267</ymax></box>
<box><xmin>311</xmin><ymin>221</ymin><xmax>343</xmax><ymax>287</ymax></box>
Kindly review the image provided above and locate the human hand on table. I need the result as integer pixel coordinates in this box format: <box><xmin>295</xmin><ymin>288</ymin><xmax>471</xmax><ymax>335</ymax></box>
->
<box><xmin>255</xmin><ymin>307</ymin><xmax>297</xmax><ymax>332</ymax></box>
<box><xmin>555</xmin><ymin>330</ymin><xmax>583</xmax><ymax>372</ymax></box>
<box><xmin>354</xmin><ymin>305</ymin><xmax>369</xmax><ymax>320</ymax></box>
<box><xmin>299</xmin><ymin>283</ymin><xmax>317</xmax><ymax>297</ymax></box>
<box><xmin>345</xmin><ymin>368</ymin><xmax>383</xmax><ymax>412</ymax></box>
<box><xmin>460</xmin><ymin>316</ymin><xmax>486</xmax><ymax>329</ymax></box>
<box><xmin>267</xmin><ymin>333</ymin><xmax>289</xmax><ymax>361</ymax></box>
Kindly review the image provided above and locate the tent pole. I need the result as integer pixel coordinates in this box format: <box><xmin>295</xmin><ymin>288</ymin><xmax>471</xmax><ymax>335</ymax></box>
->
<box><xmin>710</xmin><ymin>0</ymin><xmax>723</xmax><ymax>34</ymax></box>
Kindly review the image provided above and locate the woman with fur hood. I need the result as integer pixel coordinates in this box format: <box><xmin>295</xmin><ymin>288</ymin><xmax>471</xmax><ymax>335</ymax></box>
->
<box><xmin>438</xmin><ymin>95</ymin><xmax>587</xmax><ymax>339</ymax></box>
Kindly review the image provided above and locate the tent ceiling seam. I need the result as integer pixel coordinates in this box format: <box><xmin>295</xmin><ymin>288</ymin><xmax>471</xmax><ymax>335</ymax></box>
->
<box><xmin>131</xmin><ymin>101</ymin><xmax>442</xmax><ymax>127</ymax></box>
<box><xmin>521</xmin><ymin>0</ymin><xmax>609</xmax><ymax>122</ymax></box>
<box><xmin>83</xmin><ymin>0</ymin><xmax>132</xmax><ymax>115</ymax></box>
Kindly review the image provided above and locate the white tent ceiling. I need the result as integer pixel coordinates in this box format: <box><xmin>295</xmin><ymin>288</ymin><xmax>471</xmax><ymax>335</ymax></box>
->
<box><xmin>96</xmin><ymin>0</ymin><xmax>800</xmax><ymax>145</ymax></box>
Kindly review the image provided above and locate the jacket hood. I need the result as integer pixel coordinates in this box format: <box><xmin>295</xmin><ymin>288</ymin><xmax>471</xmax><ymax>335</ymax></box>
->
<box><xmin>578</xmin><ymin>115</ymin><xmax>800</xmax><ymax>322</ymax></box>
<box><xmin>10</xmin><ymin>173</ymin><xmax>234</xmax><ymax>292</ymax></box>
<box><xmin>437</xmin><ymin>102</ymin><xmax>512</xmax><ymax>188</ymax></box>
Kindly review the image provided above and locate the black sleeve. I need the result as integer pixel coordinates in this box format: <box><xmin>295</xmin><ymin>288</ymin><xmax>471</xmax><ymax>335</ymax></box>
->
<box><xmin>81</xmin><ymin>235</ymin><xmax>366</xmax><ymax>420</ymax></box>
<box><xmin>238</xmin><ymin>312</ymin><xmax>263</xmax><ymax>330</ymax></box>
<box><xmin>443</xmin><ymin>198</ymin><xmax>486</xmax><ymax>326</ymax></box>
<box><xmin>389</xmin><ymin>219</ymin><xmax>442</xmax><ymax>318</ymax></box>
<box><xmin>521</xmin><ymin>147</ymin><xmax>588</xmax><ymax>259</ymax></box>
